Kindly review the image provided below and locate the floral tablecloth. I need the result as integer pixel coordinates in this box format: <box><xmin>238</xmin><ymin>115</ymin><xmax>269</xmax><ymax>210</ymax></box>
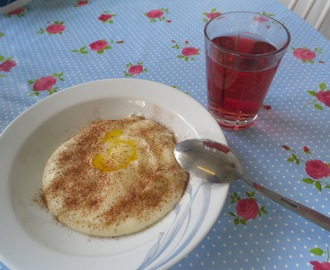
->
<box><xmin>0</xmin><ymin>0</ymin><xmax>329</xmax><ymax>269</ymax></box>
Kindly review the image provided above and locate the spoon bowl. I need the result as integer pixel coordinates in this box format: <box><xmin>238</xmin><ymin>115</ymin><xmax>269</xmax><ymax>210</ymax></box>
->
<box><xmin>175</xmin><ymin>139</ymin><xmax>330</xmax><ymax>231</ymax></box>
<box><xmin>175</xmin><ymin>139</ymin><xmax>243</xmax><ymax>184</ymax></box>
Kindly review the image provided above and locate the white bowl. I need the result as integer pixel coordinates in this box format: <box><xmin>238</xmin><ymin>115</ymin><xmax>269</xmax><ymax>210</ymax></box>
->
<box><xmin>0</xmin><ymin>78</ymin><xmax>229</xmax><ymax>270</ymax></box>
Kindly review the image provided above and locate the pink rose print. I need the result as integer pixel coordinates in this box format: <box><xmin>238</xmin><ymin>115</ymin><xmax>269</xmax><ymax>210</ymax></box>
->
<box><xmin>0</xmin><ymin>59</ymin><xmax>16</xmax><ymax>72</ymax></box>
<box><xmin>310</xmin><ymin>246</ymin><xmax>330</xmax><ymax>270</ymax></box>
<box><xmin>253</xmin><ymin>15</ymin><xmax>269</xmax><ymax>23</ymax></box>
<box><xmin>230</xmin><ymin>192</ymin><xmax>267</xmax><ymax>225</ymax></box>
<box><xmin>46</xmin><ymin>23</ymin><xmax>65</xmax><ymax>34</ymax></box>
<box><xmin>181</xmin><ymin>47</ymin><xmax>199</xmax><ymax>57</ymax></box>
<box><xmin>254</xmin><ymin>16</ymin><xmax>268</xmax><ymax>22</ymax></box>
<box><xmin>28</xmin><ymin>72</ymin><xmax>64</xmax><ymax>96</ymax></box>
<box><xmin>37</xmin><ymin>21</ymin><xmax>65</xmax><ymax>35</ymax></box>
<box><xmin>310</xmin><ymin>261</ymin><xmax>330</xmax><ymax>270</ymax></box>
<box><xmin>207</xmin><ymin>12</ymin><xmax>221</xmax><ymax>19</ymax></box>
<box><xmin>171</xmin><ymin>40</ymin><xmax>200</xmax><ymax>61</ymax></box>
<box><xmin>292</xmin><ymin>47</ymin><xmax>323</xmax><ymax>63</ymax></box>
<box><xmin>253</xmin><ymin>12</ymin><xmax>274</xmax><ymax>24</ymax></box>
<box><xmin>261</xmin><ymin>104</ymin><xmax>272</xmax><ymax>110</ymax></box>
<box><xmin>282</xmin><ymin>145</ymin><xmax>330</xmax><ymax>192</ymax></box>
<box><xmin>89</xmin><ymin>40</ymin><xmax>108</xmax><ymax>51</ymax></box>
<box><xmin>98</xmin><ymin>11</ymin><xmax>116</xmax><ymax>24</ymax></box>
<box><xmin>305</xmin><ymin>160</ymin><xmax>330</xmax><ymax>179</ymax></box>
<box><xmin>145</xmin><ymin>8</ymin><xmax>170</xmax><ymax>23</ymax></box>
<box><xmin>72</xmin><ymin>39</ymin><xmax>123</xmax><ymax>54</ymax></box>
<box><xmin>128</xmin><ymin>65</ymin><xmax>143</xmax><ymax>75</ymax></box>
<box><xmin>316</xmin><ymin>91</ymin><xmax>330</xmax><ymax>107</ymax></box>
<box><xmin>0</xmin><ymin>56</ymin><xmax>16</xmax><ymax>78</ymax></box>
<box><xmin>99</xmin><ymin>14</ymin><xmax>111</xmax><ymax>21</ymax></box>
<box><xmin>202</xmin><ymin>8</ymin><xmax>221</xmax><ymax>22</ymax></box>
<box><xmin>304</xmin><ymin>82</ymin><xmax>330</xmax><ymax>110</ymax></box>
<box><xmin>7</xmin><ymin>7</ymin><xmax>24</xmax><ymax>15</ymax></box>
<box><xmin>282</xmin><ymin>145</ymin><xmax>290</xmax><ymax>151</ymax></box>
<box><xmin>236</xmin><ymin>198</ymin><xmax>259</xmax><ymax>220</ymax></box>
<box><xmin>7</xmin><ymin>5</ymin><xmax>30</xmax><ymax>17</ymax></box>
<box><xmin>124</xmin><ymin>62</ymin><xmax>147</xmax><ymax>77</ymax></box>
<box><xmin>74</xmin><ymin>0</ymin><xmax>89</xmax><ymax>7</ymax></box>
<box><xmin>293</xmin><ymin>48</ymin><xmax>316</xmax><ymax>60</ymax></box>
<box><xmin>146</xmin><ymin>9</ymin><xmax>163</xmax><ymax>19</ymax></box>
<box><xmin>33</xmin><ymin>76</ymin><xmax>56</xmax><ymax>91</ymax></box>
<box><xmin>304</xmin><ymin>146</ymin><xmax>311</xmax><ymax>154</ymax></box>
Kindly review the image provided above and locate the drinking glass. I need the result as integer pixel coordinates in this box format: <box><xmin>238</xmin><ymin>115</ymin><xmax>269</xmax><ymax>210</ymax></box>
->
<box><xmin>204</xmin><ymin>12</ymin><xmax>290</xmax><ymax>130</ymax></box>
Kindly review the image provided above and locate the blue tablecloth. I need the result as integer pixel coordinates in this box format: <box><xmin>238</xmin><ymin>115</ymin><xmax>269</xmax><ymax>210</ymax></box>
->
<box><xmin>1</xmin><ymin>0</ymin><xmax>329</xmax><ymax>269</ymax></box>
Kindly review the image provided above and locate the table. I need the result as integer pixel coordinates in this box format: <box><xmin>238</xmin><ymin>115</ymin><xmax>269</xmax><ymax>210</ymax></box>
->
<box><xmin>1</xmin><ymin>0</ymin><xmax>329</xmax><ymax>269</ymax></box>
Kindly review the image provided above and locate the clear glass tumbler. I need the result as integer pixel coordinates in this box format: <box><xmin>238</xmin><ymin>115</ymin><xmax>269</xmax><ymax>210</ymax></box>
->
<box><xmin>204</xmin><ymin>12</ymin><xmax>290</xmax><ymax>130</ymax></box>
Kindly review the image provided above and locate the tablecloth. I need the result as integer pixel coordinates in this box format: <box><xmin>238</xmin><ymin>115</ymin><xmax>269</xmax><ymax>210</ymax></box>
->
<box><xmin>0</xmin><ymin>0</ymin><xmax>329</xmax><ymax>269</ymax></box>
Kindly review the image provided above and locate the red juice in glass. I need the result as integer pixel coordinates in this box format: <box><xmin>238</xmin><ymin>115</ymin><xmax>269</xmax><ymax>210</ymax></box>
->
<box><xmin>206</xmin><ymin>33</ymin><xmax>279</xmax><ymax>129</ymax></box>
<box><xmin>204</xmin><ymin>12</ymin><xmax>290</xmax><ymax>130</ymax></box>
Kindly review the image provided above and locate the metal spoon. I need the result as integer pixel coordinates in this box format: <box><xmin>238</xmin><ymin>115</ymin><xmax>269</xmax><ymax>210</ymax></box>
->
<box><xmin>174</xmin><ymin>138</ymin><xmax>330</xmax><ymax>231</ymax></box>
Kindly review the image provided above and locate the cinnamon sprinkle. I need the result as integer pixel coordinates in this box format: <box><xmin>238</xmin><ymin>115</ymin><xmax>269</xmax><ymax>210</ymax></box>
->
<box><xmin>42</xmin><ymin>115</ymin><xmax>189</xmax><ymax>237</ymax></box>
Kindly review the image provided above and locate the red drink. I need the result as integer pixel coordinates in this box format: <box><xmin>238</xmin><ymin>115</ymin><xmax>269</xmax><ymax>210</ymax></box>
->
<box><xmin>206</xmin><ymin>33</ymin><xmax>280</xmax><ymax>129</ymax></box>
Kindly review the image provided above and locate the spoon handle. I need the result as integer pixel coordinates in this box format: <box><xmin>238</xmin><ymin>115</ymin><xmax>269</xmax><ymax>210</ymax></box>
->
<box><xmin>243</xmin><ymin>177</ymin><xmax>330</xmax><ymax>231</ymax></box>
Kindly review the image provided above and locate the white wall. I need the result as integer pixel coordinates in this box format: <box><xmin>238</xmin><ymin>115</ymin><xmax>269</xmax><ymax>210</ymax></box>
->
<box><xmin>277</xmin><ymin>0</ymin><xmax>330</xmax><ymax>40</ymax></box>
